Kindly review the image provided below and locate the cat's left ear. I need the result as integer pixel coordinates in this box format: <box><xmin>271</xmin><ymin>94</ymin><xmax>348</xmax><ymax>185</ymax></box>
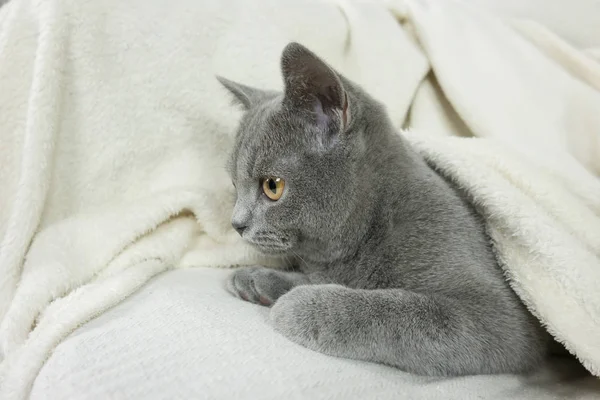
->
<box><xmin>280</xmin><ymin>43</ymin><xmax>351</xmax><ymax>134</ymax></box>
<box><xmin>217</xmin><ymin>76</ymin><xmax>268</xmax><ymax>110</ymax></box>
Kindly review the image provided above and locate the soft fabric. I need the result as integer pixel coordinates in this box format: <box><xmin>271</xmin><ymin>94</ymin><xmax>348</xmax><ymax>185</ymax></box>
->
<box><xmin>1</xmin><ymin>0</ymin><xmax>600</xmax><ymax>398</ymax></box>
<box><xmin>0</xmin><ymin>0</ymin><xmax>425</xmax><ymax>397</ymax></box>
<box><xmin>460</xmin><ymin>0</ymin><xmax>600</xmax><ymax>48</ymax></box>
<box><xmin>404</xmin><ymin>131</ymin><xmax>600</xmax><ymax>375</ymax></box>
<box><xmin>401</xmin><ymin>0</ymin><xmax>600</xmax><ymax>375</ymax></box>
<box><xmin>31</xmin><ymin>268</ymin><xmax>600</xmax><ymax>400</ymax></box>
<box><xmin>400</xmin><ymin>0</ymin><xmax>600</xmax><ymax>176</ymax></box>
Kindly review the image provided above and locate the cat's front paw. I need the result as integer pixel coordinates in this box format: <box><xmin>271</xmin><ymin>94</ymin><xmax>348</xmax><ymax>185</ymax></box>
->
<box><xmin>227</xmin><ymin>266</ymin><xmax>296</xmax><ymax>306</ymax></box>
<box><xmin>270</xmin><ymin>284</ymin><xmax>350</xmax><ymax>355</ymax></box>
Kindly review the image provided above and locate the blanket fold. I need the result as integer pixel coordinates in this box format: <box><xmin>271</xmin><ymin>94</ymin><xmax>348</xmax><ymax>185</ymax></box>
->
<box><xmin>405</xmin><ymin>132</ymin><xmax>600</xmax><ymax>377</ymax></box>
<box><xmin>0</xmin><ymin>0</ymin><xmax>424</xmax><ymax>397</ymax></box>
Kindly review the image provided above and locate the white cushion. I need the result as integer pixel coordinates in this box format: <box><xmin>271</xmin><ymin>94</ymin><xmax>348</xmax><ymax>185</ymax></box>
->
<box><xmin>32</xmin><ymin>268</ymin><xmax>599</xmax><ymax>399</ymax></box>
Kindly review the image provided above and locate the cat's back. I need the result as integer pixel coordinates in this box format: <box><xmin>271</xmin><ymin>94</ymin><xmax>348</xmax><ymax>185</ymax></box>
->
<box><xmin>359</xmin><ymin>140</ymin><xmax>505</xmax><ymax>296</ymax></box>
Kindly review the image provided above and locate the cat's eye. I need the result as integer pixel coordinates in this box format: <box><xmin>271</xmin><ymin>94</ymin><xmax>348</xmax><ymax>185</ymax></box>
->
<box><xmin>262</xmin><ymin>177</ymin><xmax>285</xmax><ymax>201</ymax></box>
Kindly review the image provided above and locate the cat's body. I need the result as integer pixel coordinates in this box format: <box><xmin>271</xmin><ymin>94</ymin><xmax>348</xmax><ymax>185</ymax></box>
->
<box><xmin>221</xmin><ymin>43</ymin><xmax>549</xmax><ymax>376</ymax></box>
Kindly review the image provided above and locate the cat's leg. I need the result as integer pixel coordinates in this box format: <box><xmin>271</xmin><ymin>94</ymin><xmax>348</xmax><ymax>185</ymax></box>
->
<box><xmin>227</xmin><ymin>266</ymin><xmax>310</xmax><ymax>307</ymax></box>
<box><xmin>270</xmin><ymin>285</ymin><xmax>547</xmax><ymax>376</ymax></box>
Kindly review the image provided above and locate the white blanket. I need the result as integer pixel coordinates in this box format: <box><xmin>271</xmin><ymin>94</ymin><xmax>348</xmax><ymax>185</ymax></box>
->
<box><xmin>0</xmin><ymin>0</ymin><xmax>424</xmax><ymax>397</ymax></box>
<box><xmin>406</xmin><ymin>131</ymin><xmax>600</xmax><ymax>375</ymax></box>
<box><xmin>0</xmin><ymin>0</ymin><xmax>599</xmax><ymax>398</ymax></box>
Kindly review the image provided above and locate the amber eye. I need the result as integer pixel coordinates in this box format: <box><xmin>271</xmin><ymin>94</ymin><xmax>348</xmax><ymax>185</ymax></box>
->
<box><xmin>262</xmin><ymin>177</ymin><xmax>285</xmax><ymax>201</ymax></box>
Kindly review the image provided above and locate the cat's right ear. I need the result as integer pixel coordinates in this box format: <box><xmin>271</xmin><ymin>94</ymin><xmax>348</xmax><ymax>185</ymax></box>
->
<box><xmin>281</xmin><ymin>43</ymin><xmax>350</xmax><ymax>129</ymax></box>
<box><xmin>217</xmin><ymin>76</ymin><xmax>266</xmax><ymax>110</ymax></box>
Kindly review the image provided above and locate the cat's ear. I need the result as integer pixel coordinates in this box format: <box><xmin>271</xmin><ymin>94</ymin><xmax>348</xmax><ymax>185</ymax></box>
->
<box><xmin>280</xmin><ymin>42</ymin><xmax>351</xmax><ymax>134</ymax></box>
<box><xmin>217</xmin><ymin>76</ymin><xmax>267</xmax><ymax>110</ymax></box>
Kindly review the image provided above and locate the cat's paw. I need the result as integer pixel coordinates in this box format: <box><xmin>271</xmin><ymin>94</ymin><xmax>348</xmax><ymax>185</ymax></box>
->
<box><xmin>226</xmin><ymin>266</ymin><xmax>296</xmax><ymax>307</ymax></box>
<box><xmin>270</xmin><ymin>284</ymin><xmax>350</xmax><ymax>354</ymax></box>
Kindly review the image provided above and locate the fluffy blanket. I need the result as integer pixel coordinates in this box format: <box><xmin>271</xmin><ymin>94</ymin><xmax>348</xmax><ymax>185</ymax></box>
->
<box><xmin>0</xmin><ymin>0</ymin><xmax>423</xmax><ymax>397</ymax></box>
<box><xmin>406</xmin><ymin>131</ymin><xmax>600</xmax><ymax>375</ymax></box>
<box><xmin>0</xmin><ymin>0</ymin><xmax>599</xmax><ymax>398</ymax></box>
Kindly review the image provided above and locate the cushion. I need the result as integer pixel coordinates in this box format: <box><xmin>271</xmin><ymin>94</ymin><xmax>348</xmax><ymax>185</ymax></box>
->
<box><xmin>32</xmin><ymin>268</ymin><xmax>600</xmax><ymax>399</ymax></box>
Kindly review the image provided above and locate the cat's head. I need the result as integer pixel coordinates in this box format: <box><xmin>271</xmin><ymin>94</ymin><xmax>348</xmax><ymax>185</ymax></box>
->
<box><xmin>220</xmin><ymin>43</ymin><xmax>386</xmax><ymax>260</ymax></box>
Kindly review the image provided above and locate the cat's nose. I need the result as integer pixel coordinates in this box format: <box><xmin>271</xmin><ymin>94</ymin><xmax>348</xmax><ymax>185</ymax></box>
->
<box><xmin>232</xmin><ymin>221</ymin><xmax>247</xmax><ymax>236</ymax></box>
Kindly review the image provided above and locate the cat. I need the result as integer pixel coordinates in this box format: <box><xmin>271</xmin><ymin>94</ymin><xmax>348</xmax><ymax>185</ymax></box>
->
<box><xmin>219</xmin><ymin>42</ymin><xmax>549</xmax><ymax>376</ymax></box>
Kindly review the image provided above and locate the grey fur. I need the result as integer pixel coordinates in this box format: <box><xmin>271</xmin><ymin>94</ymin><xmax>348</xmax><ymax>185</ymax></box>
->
<box><xmin>220</xmin><ymin>42</ymin><xmax>549</xmax><ymax>376</ymax></box>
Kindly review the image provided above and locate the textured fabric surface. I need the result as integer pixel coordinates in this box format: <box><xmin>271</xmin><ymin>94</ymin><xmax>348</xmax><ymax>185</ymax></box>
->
<box><xmin>463</xmin><ymin>0</ymin><xmax>600</xmax><ymax>48</ymax></box>
<box><xmin>404</xmin><ymin>131</ymin><xmax>600</xmax><ymax>377</ymax></box>
<box><xmin>31</xmin><ymin>268</ymin><xmax>600</xmax><ymax>400</ymax></box>
<box><xmin>402</xmin><ymin>0</ymin><xmax>600</xmax><ymax>175</ymax></box>
<box><xmin>0</xmin><ymin>0</ymin><xmax>424</xmax><ymax>397</ymax></box>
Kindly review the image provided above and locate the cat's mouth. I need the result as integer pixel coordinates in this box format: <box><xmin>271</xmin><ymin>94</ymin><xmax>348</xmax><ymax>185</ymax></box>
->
<box><xmin>245</xmin><ymin>234</ymin><xmax>294</xmax><ymax>255</ymax></box>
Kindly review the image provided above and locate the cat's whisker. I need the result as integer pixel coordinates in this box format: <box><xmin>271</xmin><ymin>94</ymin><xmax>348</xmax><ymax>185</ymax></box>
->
<box><xmin>290</xmin><ymin>249</ymin><xmax>310</xmax><ymax>271</ymax></box>
<box><xmin>282</xmin><ymin>254</ymin><xmax>295</xmax><ymax>269</ymax></box>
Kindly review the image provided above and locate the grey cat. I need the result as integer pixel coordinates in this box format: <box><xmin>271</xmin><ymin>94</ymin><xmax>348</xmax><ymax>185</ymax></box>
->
<box><xmin>220</xmin><ymin>42</ymin><xmax>549</xmax><ymax>376</ymax></box>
